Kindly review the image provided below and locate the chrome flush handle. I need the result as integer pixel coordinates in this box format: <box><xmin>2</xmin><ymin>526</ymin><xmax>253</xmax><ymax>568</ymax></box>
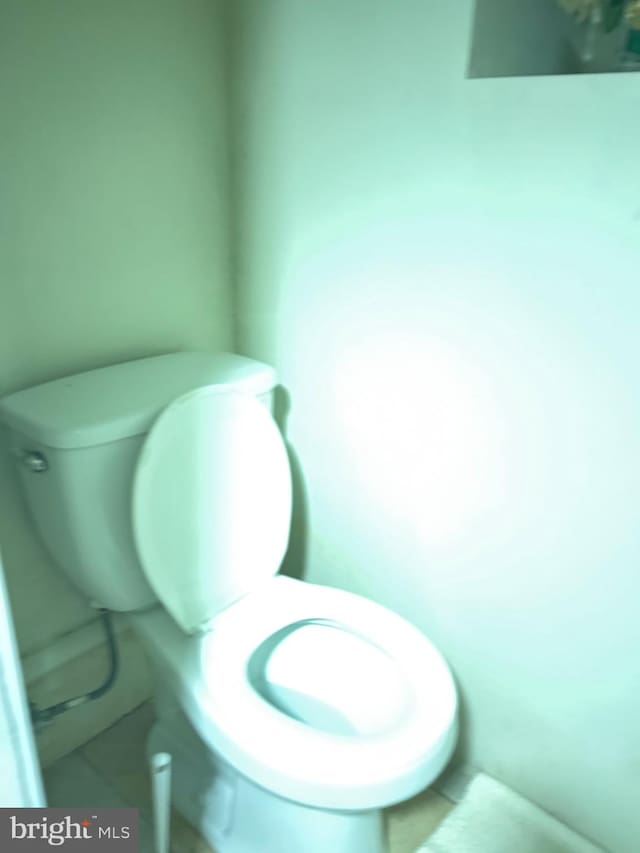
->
<box><xmin>20</xmin><ymin>450</ymin><xmax>49</xmax><ymax>473</ymax></box>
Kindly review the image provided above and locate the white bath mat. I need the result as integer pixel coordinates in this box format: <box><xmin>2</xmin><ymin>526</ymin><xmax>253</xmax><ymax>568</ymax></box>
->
<box><xmin>418</xmin><ymin>773</ymin><xmax>604</xmax><ymax>853</ymax></box>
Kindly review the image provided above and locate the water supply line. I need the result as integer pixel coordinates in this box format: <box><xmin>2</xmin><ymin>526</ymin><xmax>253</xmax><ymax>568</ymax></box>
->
<box><xmin>30</xmin><ymin>608</ymin><xmax>119</xmax><ymax>732</ymax></box>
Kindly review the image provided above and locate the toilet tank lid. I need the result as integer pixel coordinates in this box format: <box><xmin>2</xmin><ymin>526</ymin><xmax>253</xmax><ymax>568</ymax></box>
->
<box><xmin>0</xmin><ymin>352</ymin><xmax>277</xmax><ymax>449</ymax></box>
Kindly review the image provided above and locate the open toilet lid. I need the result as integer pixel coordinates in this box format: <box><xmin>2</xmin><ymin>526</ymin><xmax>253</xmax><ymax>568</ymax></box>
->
<box><xmin>132</xmin><ymin>387</ymin><xmax>292</xmax><ymax>634</ymax></box>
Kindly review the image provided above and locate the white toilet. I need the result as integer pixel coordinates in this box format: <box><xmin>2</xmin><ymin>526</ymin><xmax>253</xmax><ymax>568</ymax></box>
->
<box><xmin>0</xmin><ymin>352</ymin><xmax>457</xmax><ymax>853</ymax></box>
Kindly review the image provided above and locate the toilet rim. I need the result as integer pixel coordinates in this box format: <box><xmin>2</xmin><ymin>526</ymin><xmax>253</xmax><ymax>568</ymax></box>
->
<box><xmin>192</xmin><ymin>577</ymin><xmax>457</xmax><ymax>808</ymax></box>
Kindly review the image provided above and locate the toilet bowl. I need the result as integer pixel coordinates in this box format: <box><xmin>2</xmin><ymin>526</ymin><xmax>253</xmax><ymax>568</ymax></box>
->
<box><xmin>0</xmin><ymin>352</ymin><xmax>458</xmax><ymax>853</ymax></box>
<box><xmin>132</xmin><ymin>573</ymin><xmax>457</xmax><ymax>852</ymax></box>
<box><xmin>132</xmin><ymin>574</ymin><xmax>457</xmax><ymax>813</ymax></box>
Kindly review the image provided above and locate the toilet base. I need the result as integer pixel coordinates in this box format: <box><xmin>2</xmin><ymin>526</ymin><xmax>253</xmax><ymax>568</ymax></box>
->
<box><xmin>147</xmin><ymin>711</ymin><xmax>387</xmax><ymax>853</ymax></box>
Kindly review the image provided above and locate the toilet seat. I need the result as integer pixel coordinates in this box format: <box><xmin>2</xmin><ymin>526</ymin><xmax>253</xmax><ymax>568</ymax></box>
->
<box><xmin>193</xmin><ymin>576</ymin><xmax>458</xmax><ymax>810</ymax></box>
<box><xmin>127</xmin><ymin>383</ymin><xmax>457</xmax><ymax>811</ymax></box>
<box><xmin>132</xmin><ymin>387</ymin><xmax>292</xmax><ymax>634</ymax></box>
<box><xmin>130</xmin><ymin>576</ymin><xmax>457</xmax><ymax>811</ymax></box>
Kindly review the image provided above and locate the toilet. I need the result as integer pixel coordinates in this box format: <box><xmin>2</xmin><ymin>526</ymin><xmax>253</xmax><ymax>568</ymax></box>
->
<box><xmin>0</xmin><ymin>352</ymin><xmax>458</xmax><ymax>853</ymax></box>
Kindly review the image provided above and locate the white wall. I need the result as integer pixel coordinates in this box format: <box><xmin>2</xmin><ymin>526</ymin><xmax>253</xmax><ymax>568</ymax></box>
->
<box><xmin>231</xmin><ymin>3</ymin><xmax>640</xmax><ymax>851</ymax></box>
<box><xmin>0</xmin><ymin>0</ymin><xmax>233</xmax><ymax>755</ymax></box>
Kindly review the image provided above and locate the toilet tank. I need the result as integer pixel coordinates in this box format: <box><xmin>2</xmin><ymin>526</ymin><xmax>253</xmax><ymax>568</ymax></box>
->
<box><xmin>0</xmin><ymin>352</ymin><xmax>277</xmax><ymax>611</ymax></box>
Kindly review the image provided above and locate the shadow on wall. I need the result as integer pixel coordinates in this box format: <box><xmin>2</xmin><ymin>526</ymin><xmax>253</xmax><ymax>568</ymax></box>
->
<box><xmin>273</xmin><ymin>385</ymin><xmax>308</xmax><ymax>582</ymax></box>
<box><xmin>447</xmin><ymin>682</ymin><xmax>472</xmax><ymax>780</ymax></box>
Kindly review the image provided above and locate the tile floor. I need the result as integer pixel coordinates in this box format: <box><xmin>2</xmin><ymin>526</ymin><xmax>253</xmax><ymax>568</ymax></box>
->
<box><xmin>44</xmin><ymin>703</ymin><xmax>455</xmax><ymax>853</ymax></box>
